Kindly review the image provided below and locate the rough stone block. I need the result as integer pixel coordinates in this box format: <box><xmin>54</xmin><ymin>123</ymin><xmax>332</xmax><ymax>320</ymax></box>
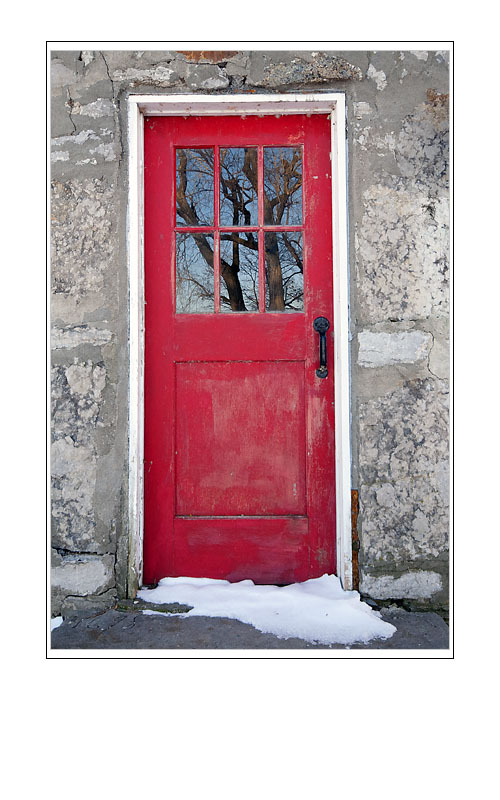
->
<box><xmin>51</xmin><ymin>177</ymin><xmax>116</xmax><ymax>314</ymax></box>
<box><xmin>429</xmin><ymin>331</ymin><xmax>449</xmax><ymax>379</ymax></box>
<box><xmin>51</xmin><ymin>437</ymin><xmax>97</xmax><ymax>552</ymax></box>
<box><xmin>359</xmin><ymin>378</ymin><xmax>449</xmax><ymax>481</ymax></box>
<box><xmin>247</xmin><ymin>51</ymin><xmax>363</xmax><ymax>87</ymax></box>
<box><xmin>354</xmin><ymin>95</ymin><xmax>449</xmax><ymax>324</ymax></box>
<box><xmin>112</xmin><ymin>63</ymin><xmax>183</xmax><ymax>87</ymax></box>
<box><xmin>184</xmin><ymin>63</ymin><xmax>229</xmax><ymax>90</ymax></box>
<box><xmin>360</xmin><ymin>570</ymin><xmax>443</xmax><ymax>599</ymax></box>
<box><xmin>360</xmin><ymin>476</ymin><xmax>448</xmax><ymax>562</ymax></box>
<box><xmin>51</xmin><ymin>128</ymin><xmax>117</xmax><ymax>168</ymax></box>
<box><xmin>355</xmin><ymin>179</ymin><xmax>449</xmax><ymax>323</ymax></box>
<box><xmin>51</xmin><ymin>326</ymin><xmax>113</xmax><ymax>350</ymax></box>
<box><xmin>395</xmin><ymin>95</ymin><xmax>449</xmax><ymax>183</ymax></box>
<box><xmin>359</xmin><ymin>379</ymin><xmax>449</xmax><ymax>562</ymax></box>
<box><xmin>225</xmin><ymin>52</ymin><xmax>249</xmax><ymax>77</ymax></box>
<box><xmin>52</xmin><ymin>589</ymin><xmax>117</xmax><ymax>617</ymax></box>
<box><xmin>51</xmin><ymin>553</ymin><xmax>116</xmax><ymax>615</ymax></box>
<box><xmin>51</xmin><ymin>361</ymin><xmax>114</xmax><ymax>553</ymax></box>
<box><xmin>52</xmin><ymin>362</ymin><xmax>106</xmax><ymax>445</ymax></box>
<box><xmin>52</xmin><ymin>553</ymin><xmax>115</xmax><ymax>597</ymax></box>
<box><xmin>358</xmin><ymin>330</ymin><xmax>433</xmax><ymax>367</ymax></box>
<box><xmin>69</xmin><ymin>97</ymin><xmax>115</xmax><ymax>120</ymax></box>
<box><xmin>102</xmin><ymin>50</ymin><xmax>178</xmax><ymax>71</ymax></box>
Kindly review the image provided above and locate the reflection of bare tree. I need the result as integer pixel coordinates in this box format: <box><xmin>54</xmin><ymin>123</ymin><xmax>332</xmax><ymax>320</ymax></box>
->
<box><xmin>265</xmin><ymin>232</ymin><xmax>304</xmax><ymax>311</ymax></box>
<box><xmin>176</xmin><ymin>149</ymin><xmax>213</xmax><ymax>226</ymax></box>
<box><xmin>220</xmin><ymin>238</ymin><xmax>259</xmax><ymax>311</ymax></box>
<box><xmin>175</xmin><ymin>147</ymin><xmax>303</xmax><ymax>311</ymax></box>
<box><xmin>262</xmin><ymin>149</ymin><xmax>303</xmax><ymax>310</ymax></box>
<box><xmin>176</xmin><ymin>234</ymin><xmax>214</xmax><ymax>313</ymax></box>
<box><xmin>220</xmin><ymin>148</ymin><xmax>258</xmax><ymax>226</ymax></box>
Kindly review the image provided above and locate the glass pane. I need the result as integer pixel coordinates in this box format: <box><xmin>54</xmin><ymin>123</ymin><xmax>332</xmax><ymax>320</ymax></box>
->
<box><xmin>263</xmin><ymin>147</ymin><xmax>302</xmax><ymax>225</ymax></box>
<box><xmin>220</xmin><ymin>234</ymin><xmax>259</xmax><ymax>312</ymax></box>
<box><xmin>265</xmin><ymin>232</ymin><xmax>304</xmax><ymax>312</ymax></box>
<box><xmin>176</xmin><ymin>233</ymin><xmax>214</xmax><ymax>313</ymax></box>
<box><xmin>220</xmin><ymin>148</ymin><xmax>258</xmax><ymax>226</ymax></box>
<box><xmin>176</xmin><ymin>148</ymin><xmax>213</xmax><ymax>226</ymax></box>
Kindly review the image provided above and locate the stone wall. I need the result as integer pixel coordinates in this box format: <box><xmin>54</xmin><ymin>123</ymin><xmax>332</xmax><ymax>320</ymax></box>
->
<box><xmin>50</xmin><ymin>48</ymin><xmax>449</xmax><ymax>615</ymax></box>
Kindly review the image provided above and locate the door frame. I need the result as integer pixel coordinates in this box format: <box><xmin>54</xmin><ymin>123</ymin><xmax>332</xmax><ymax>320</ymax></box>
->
<box><xmin>127</xmin><ymin>92</ymin><xmax>352</xmax><ymax>595</ymax></box>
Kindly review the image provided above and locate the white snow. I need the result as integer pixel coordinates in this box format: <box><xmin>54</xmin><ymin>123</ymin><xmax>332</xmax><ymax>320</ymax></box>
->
<box><xmin>51</xmin><ymin>616</ymin><xmax>63</xmax><ymax>631</ymax></box>
<box><xmin>138</xmin><ymin>574</ymin><xmax>396</xmax><ymax>645</ymax></box>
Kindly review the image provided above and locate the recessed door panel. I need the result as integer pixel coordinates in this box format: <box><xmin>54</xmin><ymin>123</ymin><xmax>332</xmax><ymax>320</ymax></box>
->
<box><xmin>175</xmin><ymin>361</ymin><xmax>306</xmax><ymax>516</ymax></box>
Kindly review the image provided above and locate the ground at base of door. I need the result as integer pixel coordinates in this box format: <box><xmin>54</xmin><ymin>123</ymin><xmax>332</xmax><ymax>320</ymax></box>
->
<box><xmin>51</xmin><ymin>606</ymin><xmax>449</xmax><ymax>651</ymax></box>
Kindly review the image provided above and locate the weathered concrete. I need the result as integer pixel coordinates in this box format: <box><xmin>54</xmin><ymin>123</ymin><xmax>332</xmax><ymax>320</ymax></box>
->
<box><xmin>50</xmin><ymin>47</ymin><xmax>450</xmax><ymax>616</ymax></box>
<box><xmin>50</xmin><ymin>606</ymin><xmax>449</xmax><ymax>650</ymax></box>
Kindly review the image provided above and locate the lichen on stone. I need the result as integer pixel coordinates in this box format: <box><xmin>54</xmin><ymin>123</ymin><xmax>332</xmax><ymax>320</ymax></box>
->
<box><xmin>359</xmin><ymin>379</ymin><xmax>449</xmax><ymax>562</ymax></box>
<box><xmin>51</xmin><ymin>361</ymin><xmax>108</xmax><ymax>553</ymax></box>
<box><xmin>51</xmin><ymin>177</ymin><xmax>116</xmax><ymax>300</ymax></box>
<box><xmin>52</xmin><ymin>362</ymin><xmax>106</xmax><ymax>446</ymax></box>
<box><xmin>355</xmin><ymin>97</ymin><xmax>449</xmax><ymax>324</ymax></box>
<box><xmin>356</xmin><ymin>178</ymin><xmax>449</xmax><ymax>322</ymax></box>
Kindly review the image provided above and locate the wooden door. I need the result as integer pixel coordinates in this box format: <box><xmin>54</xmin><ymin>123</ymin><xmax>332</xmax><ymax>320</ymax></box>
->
<box><xmin>143</xmin><ymin>114</ymin><xmax>335</xmax><ymax>585</ymax></box>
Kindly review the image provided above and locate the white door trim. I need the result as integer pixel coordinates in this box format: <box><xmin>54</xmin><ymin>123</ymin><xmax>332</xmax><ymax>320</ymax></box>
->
<box><xmin>127</xmin><ymin>92</ymin><xmax>352</xmax><ymax>594</ymax></box>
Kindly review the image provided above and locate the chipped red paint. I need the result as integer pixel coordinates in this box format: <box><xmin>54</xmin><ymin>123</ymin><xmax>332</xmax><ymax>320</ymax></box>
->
<box><xmin>143</xmin><ymin>114</ymin><xmax>335</xmax><ymax>584</ymax></box>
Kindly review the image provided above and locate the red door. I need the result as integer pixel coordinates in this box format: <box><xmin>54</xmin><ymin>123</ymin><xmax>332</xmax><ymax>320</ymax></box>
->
<box><xmin>144</xmin><ymin>114</ymin><xmax>335</xmax><ymax>585</ymax></box>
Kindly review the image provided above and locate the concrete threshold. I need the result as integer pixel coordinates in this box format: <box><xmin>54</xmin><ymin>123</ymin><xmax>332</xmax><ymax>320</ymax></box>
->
<box><xmin>51</xmin><ymin>606</ymin><xmax>449</xmax><ymax>651</ymax></box>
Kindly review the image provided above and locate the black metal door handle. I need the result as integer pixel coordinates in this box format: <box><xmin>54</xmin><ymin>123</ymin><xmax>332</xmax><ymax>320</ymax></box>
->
<box><xmin>313</xmin><ymin>316</ymin><xmax>330</xmax><ymax>378</ymax></box>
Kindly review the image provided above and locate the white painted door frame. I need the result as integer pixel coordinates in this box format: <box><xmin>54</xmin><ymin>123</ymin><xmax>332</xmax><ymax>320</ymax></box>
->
<box><xmin>127</xmin><ymin>92</ymin><xmax>352</xmax><ymax>595</ymax></box>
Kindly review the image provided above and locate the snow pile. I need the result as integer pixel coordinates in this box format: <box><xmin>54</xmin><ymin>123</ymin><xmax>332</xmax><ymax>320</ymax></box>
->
<box><xmin>138</xmin><ymin>574</ymin><xmax>396</xmax><ymax>645</ymax></box>
<box><xmin>51</xmin><ymin>616</ymin><xmax>63</xmax><ymax>631</ymax></box>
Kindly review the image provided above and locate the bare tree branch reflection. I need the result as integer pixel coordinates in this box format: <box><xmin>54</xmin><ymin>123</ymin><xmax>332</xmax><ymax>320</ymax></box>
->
<box><xmin>176</xmin><ymin>233</ymin><xmax>214</xmax><ymax>313</ymax></box>
<box><xmin>175</xmin><ymin>147</ymin><xmax>303</xmax><ymax>312</ymax></box>
<box><xmin>265</xmin><ymin>232</ymin><xmax>304</xmax><ymax>311</ymax></box>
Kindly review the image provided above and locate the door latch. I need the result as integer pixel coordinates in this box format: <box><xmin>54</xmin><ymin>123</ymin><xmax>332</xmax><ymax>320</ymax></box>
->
<box><xmin>313</xmin><ymin>316</ymin><xmax>330</xmax><ymax>378</ymax></box>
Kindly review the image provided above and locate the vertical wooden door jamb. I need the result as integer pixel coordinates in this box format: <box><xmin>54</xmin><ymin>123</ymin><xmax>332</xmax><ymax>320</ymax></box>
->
<box><xmin>127</xmin><ymin>93</ymin><xmax>352</xmax><ymax>596</ymax></box>
<box><xmin>127</xmin><ymin>100</ymin><xmax>145</xmax><ymax>598</ymax></box>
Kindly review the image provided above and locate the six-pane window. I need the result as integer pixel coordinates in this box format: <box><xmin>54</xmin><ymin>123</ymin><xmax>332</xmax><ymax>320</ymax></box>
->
<box><xmin>175</xmin><ymin>146</ymin><xmax>304</xmax><ymax>313</ymax></box>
